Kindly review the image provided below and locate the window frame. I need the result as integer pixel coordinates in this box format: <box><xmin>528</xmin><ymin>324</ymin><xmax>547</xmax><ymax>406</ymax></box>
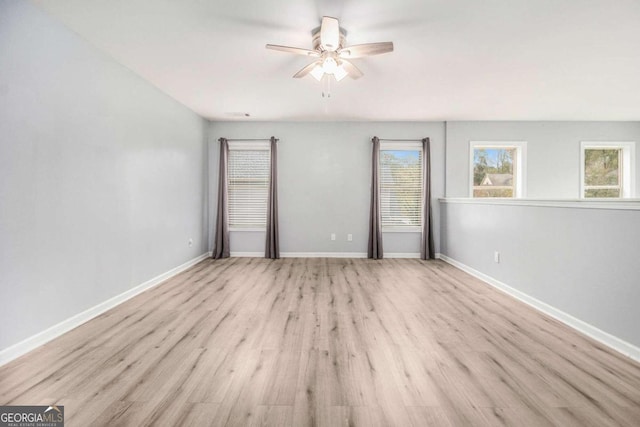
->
<box><xmin>379</xmin><ymin>141</ymin><xmax>423</xmax><ymax>232</ymax></box>
<box><xmin>227</xmin><ymin>141</ymin><xmax>271</xmax><ymax>232</ymax></box>
<box><xmin>469</xmin><ymin>141</ymin><xmax>527</xmax><ymax>198</ymax></box>
<box><xmin>580</xmin><ymin>141</ymin><xmax>636</xmax><ymax>199</ymax></box>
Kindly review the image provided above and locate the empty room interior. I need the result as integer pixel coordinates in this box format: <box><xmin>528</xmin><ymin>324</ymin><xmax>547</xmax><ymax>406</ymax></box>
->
<box><xmin>1</xmin><ymin>1</ymin><xmax>640</xmax><ymax>426</ymax></box>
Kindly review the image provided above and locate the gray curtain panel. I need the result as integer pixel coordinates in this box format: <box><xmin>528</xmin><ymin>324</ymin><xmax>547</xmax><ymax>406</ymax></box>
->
<box><xmin>421</xmin><ymin>137</ymin><xmax>435</xmax><ymax>260</ymax></box>
<box><xmin>265</xmin><ymin>136</ymin><xmax>280</xmax><ymax>259</ymax></box>
<box><xmin>368</xmin><ymin>136</ymin><xmax>383</xmax><ymax>259</ymax></box>
<box><xmin>213</xmin><ymin>138</ymin><xmax>230</xmax><ymax>259</ymax></box>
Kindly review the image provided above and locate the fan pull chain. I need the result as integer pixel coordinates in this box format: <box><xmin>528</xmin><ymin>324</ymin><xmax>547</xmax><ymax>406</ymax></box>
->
<box><xmin>322</xmin><ymin>74</ymin><xmax>332</xmax><ymax>98</ymax></box>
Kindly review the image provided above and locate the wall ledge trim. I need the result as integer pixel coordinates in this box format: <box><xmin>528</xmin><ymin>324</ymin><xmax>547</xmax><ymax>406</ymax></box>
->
<box><xmin>0</xmin><ymin>252</ymin><xmax>212</xmax><ymax>367</ymax></box>
<box><xmin>436</xmin><ymin>253</ymin><xmax>640</xmax><ymax>363</ymax></box>
<box><xmin>439</xmin><ymin>198</ymin><xmax>640</xmax><ymax>211</ymax></box>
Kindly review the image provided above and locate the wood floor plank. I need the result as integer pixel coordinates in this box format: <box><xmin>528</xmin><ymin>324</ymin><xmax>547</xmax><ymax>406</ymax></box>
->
<box><xmin>2</xmin><ymin>258</ymin><xmax>640</xmax><ymax>426</ymax></box>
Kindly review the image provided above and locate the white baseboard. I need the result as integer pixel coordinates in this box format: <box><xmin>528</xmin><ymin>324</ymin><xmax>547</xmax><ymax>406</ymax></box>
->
<box><xmin>230</xmin><ymin>252</ymin><xmax>264</xmax><ymax>257</ymax></box>
<box><xmin>436</xmin><ymin>254</ymin><xmax>640</xmax><ymax>363</ymax></box>
<box><xmin>0</xmin><ymin>252</ymin><xmax>212</xmax><ymax>367</ymax></box>
<box><xmin>231</xmin><ymin>252</ymin><xmax>420</xmax><ymax>259</ymax></box>
<box><xmin>386</xmin><ymin>253</ymin><xmax>421</xmax><ymax>258</ymax></box>
<box><xmin>231</xmin><ymin>252</ymin><xmax>370</xmax><ymax>258</ymax></box>
<box><xmin>280</xmin><ymin>252</ymin><xmax>368</xmax><ymax>258</ymax></box>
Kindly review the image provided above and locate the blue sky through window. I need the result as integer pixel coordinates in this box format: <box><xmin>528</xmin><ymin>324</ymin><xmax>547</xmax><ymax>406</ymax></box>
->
<box><xmin>385</xmin><ymin>150</ymin><xmax>420</xmax><ymax>160</ymax></box>
<box><xmin>475</xmin><ymin>148</ymin><xmax>508</xmax><ymax>167</ymax></box>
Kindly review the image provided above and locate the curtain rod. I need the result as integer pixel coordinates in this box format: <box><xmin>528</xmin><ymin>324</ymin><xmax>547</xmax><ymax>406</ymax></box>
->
<box><xmin>220</xmin><ymin>138</ymin><xmax>278</xmax><ymax>142</ymax></box>
<box><xmin>374</xmin><ymin>138</ymin><xmax>425</xmax><ymax>142</ymax></box>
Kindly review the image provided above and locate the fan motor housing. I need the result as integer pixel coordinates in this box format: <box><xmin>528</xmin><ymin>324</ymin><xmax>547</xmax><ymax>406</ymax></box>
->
<box><xmin>311</xmin><ymin>26</ymin><xmax>347</xmax><ymax>52</ymax></box>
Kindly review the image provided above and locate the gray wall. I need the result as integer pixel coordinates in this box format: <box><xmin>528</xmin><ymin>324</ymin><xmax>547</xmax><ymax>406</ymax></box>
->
<box><xmin>0</xmin><ymin>1</ymin><xmax>208</xmax><ymax>350</ymax></box>
<box><xmin>209</xmin><ymin>121</ymin><xmax>445</xmax><ymax>254</ymax></box>
<box><xmin>442</xmin><ymin>120</ymin><xmax>640</xmax><ymax>350</ymax></box>
<box><xmin>440</xmin><ymin>201</ymin><xmax>640</xmax><ymax>348</ymax></box>
<box><xmin>445</xmin><ymin>121</ymin><xmax>640</xmax><ymax>198</ymax></box>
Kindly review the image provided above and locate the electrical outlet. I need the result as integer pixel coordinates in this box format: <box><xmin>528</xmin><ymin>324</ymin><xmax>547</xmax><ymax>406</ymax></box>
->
<box><xmin>347</xmin><ymin>234</ymin><xmax>353</xmax><ymax>241</ymax></box>
<box><xmin>331</xmin><ymin>233</ymin><xmax>336</xmax><ymax>241</ymax></box>
<box><xmin>494</xmin><ymin>251</ymin><xmax>500</xmax><ymax>263</ymax></box>
<box><xmin>188</xmin><ymin>238</ymin><xmax>193</xmax><ymax>247</ymax></box>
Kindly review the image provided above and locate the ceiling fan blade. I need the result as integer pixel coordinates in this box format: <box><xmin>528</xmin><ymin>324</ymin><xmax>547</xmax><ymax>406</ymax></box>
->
<box><xmin>266</xmin><ymin>44</ymin><xmax>320</xmax><ymax>57</ymax></box>
<box><xmin>341</xmin><ymin>60</ymin><xmax>363</xmax><ymax>79</ymax></box>
<box><xmin>339</xmin><ymin>42</ymin><xmax>394</xmax><ymax>58</ymax></box>
<box><xmin>320</xmin><ymin>16</ymin><xmax>340</xmax><ymax>51</ymax></box>
<box><xmin>293</xmin><ymin>61</ymin><xmax>321</xmax><ymax>78</ymax></box>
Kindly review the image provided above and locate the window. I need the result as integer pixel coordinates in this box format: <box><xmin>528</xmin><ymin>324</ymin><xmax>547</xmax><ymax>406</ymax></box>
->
<box><xmin>581</xmin><ymin>141</ymin><xmax>635</xmax><ymax>198</ymax></box>
<box><xmin>379</xmin><ymin>142</ymin><xmax>423</xmax><ymax>230</ymax></box>
<box><xmin>227</xmin><ymin>142</ymin><xmax>270</xmax><ymax>229</ymax></box>
<box><xmin>470</xmin><ymin>141</ymin><xmax>527</xmax><ymax>198</ymax></box>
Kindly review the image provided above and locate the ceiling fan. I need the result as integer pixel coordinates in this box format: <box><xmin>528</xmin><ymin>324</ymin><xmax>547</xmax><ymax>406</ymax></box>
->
<box><xmin>266</xmin><ymin>16</ymin><xmax>394</xmax><ymax>82</ymax></box>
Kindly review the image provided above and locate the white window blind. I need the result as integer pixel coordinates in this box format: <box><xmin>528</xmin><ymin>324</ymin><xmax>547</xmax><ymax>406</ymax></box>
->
<box><xmin>228</xmin><ymin>147</ymin><xmax>270</xmax><ymax>229</ymax></box>
<box><xmin>379</xmin><ymin>144</ymin><xmax>423</xmax><ymax>230</ymax></box>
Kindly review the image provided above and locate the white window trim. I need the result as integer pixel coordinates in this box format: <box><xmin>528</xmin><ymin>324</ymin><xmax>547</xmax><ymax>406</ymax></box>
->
<box><xmin>469</xmin><ymin>141</ymin><xmax>527</xmax><ymax>198</ymax></box>
<box><xmin>382</xmin><ymin>227</ymin><xmax>422</xmax><ymax>233</ymax></box>
<box><xmin>580</xmin><ymin>141</ymin><xmax>636</xmax><ymax>199</ymax></box>
<box><xmin>227</xmin><ymin>141</ymin><xmax>271</xmax><ymax>231</ymax></box>
<box><xmin>379</xmin><ymin>141</ymin><xmax>423</xmax><ymax>232</ymax></box>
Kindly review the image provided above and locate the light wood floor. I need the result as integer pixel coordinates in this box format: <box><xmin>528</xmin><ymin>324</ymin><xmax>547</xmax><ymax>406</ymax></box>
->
<box><xmin>1</xmin><ymin>258</ymin><xmax>639</xmax><ymax>426</ymax></box>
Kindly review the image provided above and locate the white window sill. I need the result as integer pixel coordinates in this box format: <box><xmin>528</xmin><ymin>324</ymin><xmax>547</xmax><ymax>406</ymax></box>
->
<box><xmin>382</xmin><ymin>227</ymin><xmax>422</xmax><ymax>233</ymax></box>
<box><xmin>439</xmin><ymin>198</ymin><xmax>640</xmax><ymax>211</ymax></box>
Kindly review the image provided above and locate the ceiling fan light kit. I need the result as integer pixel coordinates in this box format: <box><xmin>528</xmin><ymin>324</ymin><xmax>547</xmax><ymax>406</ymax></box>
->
<box><xmin>266</xmin><ymin>16</ymin><xmax>393</xmax><ymax>84</ymax></box>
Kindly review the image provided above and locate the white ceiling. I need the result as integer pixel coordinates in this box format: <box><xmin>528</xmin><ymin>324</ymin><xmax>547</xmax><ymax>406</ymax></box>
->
<box><xmin>32</xmin><ymin>0</ymin><xmax>640</xmax><ymax>121</ymax></box>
